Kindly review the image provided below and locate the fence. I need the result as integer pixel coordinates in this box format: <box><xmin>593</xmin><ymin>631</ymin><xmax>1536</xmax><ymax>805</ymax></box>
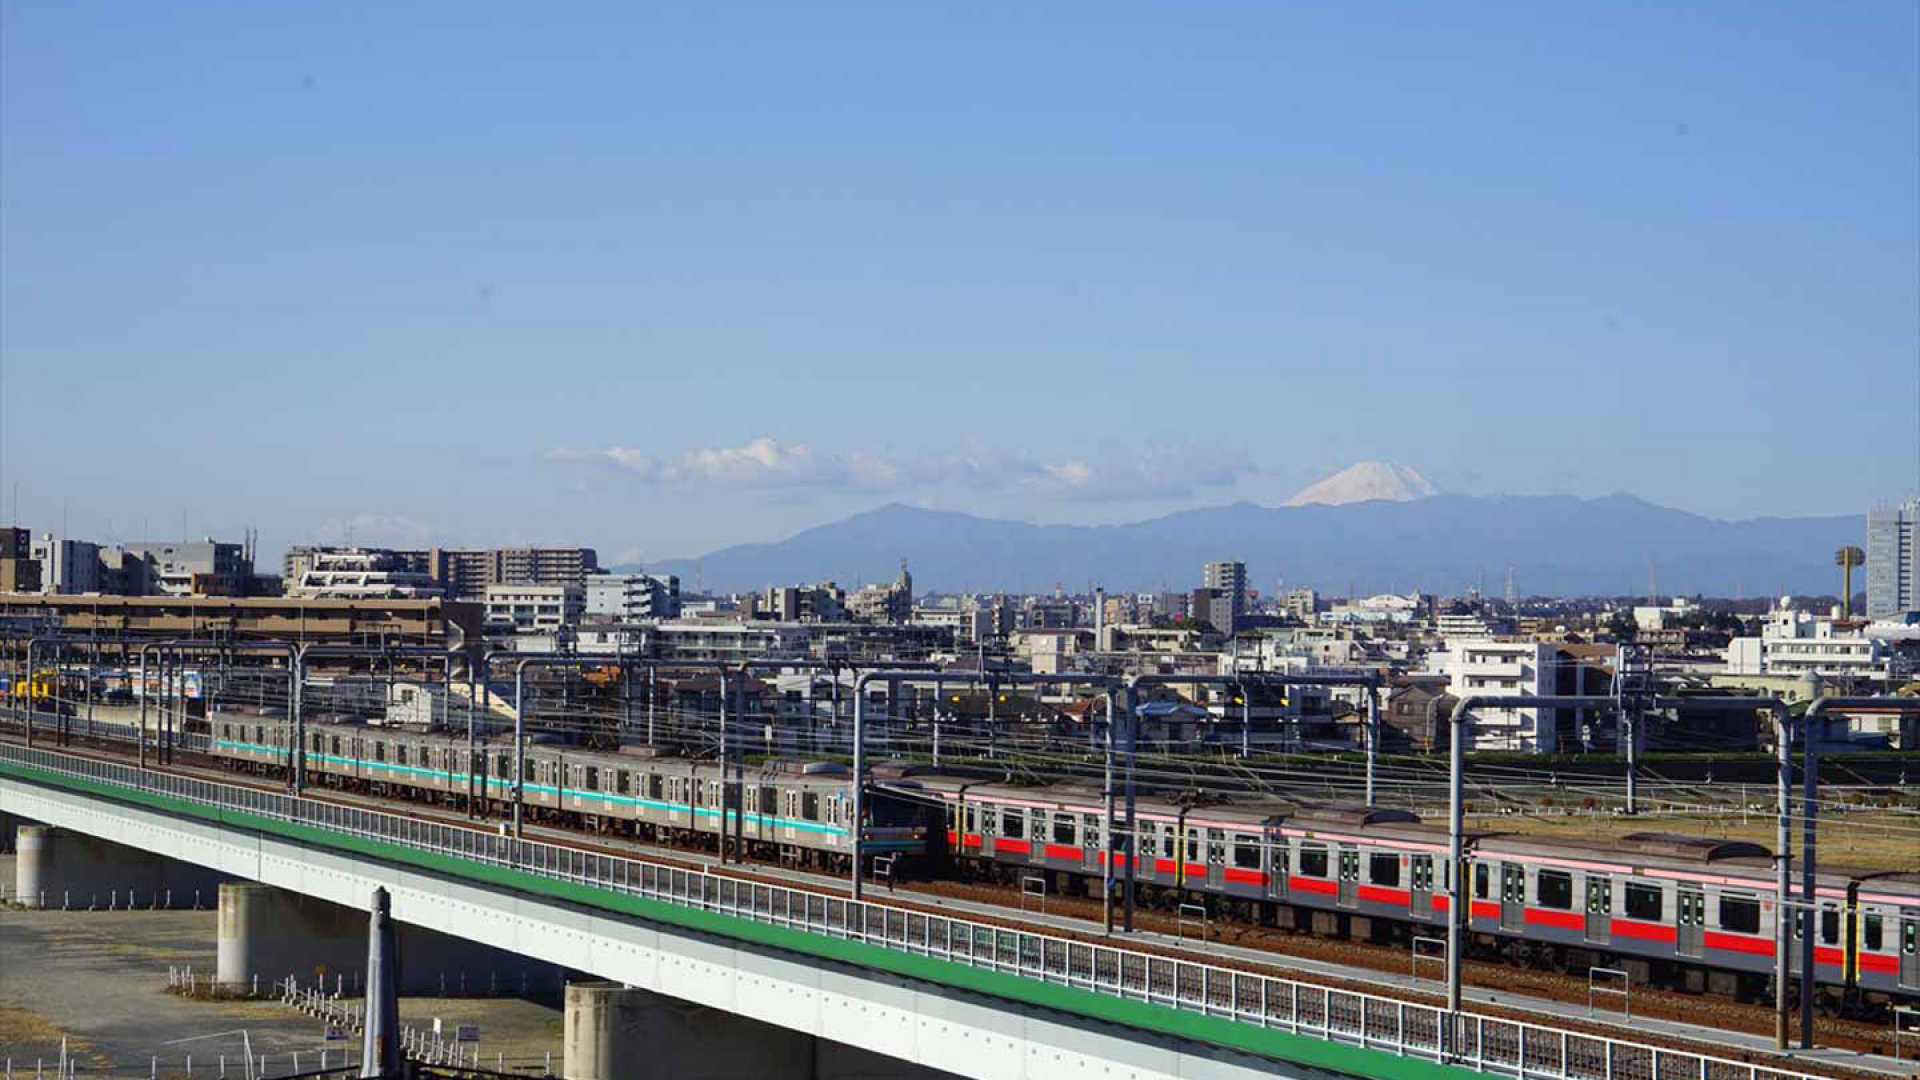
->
<box><xmin>0</xmin><ymin>740</ymin><xmax>1836</xmax><ymax>1080</ymax></box>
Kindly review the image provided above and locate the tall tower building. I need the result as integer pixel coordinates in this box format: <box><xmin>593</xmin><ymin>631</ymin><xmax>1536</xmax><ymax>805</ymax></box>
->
<box><xmin>1866</xmin><ymin>499</ymin><xmax>1920</xmax><ymax>619</ymax></box>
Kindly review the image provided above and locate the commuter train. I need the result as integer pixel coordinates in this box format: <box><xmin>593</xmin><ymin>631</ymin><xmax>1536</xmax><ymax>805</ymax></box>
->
<box><xmin>201</xmin><ymin>714</ymin><xmax>1918</xmax><ymax>1008</ymax></box>
<box><xmin>894</xmin><ymin>773</ymin><xmax>1920</xmax><ymax>1007</ymax></box>
<box><xmin>207</xmin><ymin>715</ymin><xmax>935</xmax><ymax>869</ymax></box>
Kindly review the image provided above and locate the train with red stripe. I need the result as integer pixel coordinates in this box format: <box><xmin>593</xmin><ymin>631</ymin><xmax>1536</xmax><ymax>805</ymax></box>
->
<box><xmin>889</xmin><ymin>773</ymin><xmax>1920</xmax><ymax>1008</ymax></box>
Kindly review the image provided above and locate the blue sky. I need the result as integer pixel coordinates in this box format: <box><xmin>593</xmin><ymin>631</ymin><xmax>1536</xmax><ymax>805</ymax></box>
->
<box><xmin>2</xmin><ymin>1</ymin><xmax>1915</xmax><ymax>564</ymax></box>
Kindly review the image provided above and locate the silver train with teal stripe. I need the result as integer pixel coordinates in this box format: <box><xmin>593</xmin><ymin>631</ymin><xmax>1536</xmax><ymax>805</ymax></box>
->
<box><xmin>209</xmin><ymin>714</ymin><xmax>937</xmax><ymax>871</ymax></box>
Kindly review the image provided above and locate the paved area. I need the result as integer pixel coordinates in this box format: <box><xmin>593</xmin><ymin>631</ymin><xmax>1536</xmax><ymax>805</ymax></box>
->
<box><xmin>0</xmin><ymin>875</ymin><xmax>563</xmax><ymax>1078</ymax></box>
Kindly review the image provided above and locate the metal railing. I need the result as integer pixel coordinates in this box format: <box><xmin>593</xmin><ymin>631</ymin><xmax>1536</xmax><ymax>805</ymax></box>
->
<box><xmin>0</xmin><ymin>741</ymin><xmax>1834</xmax><ymax>1080</ymax></box>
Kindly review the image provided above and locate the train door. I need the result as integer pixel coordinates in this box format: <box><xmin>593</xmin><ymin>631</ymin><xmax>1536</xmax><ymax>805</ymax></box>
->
<box><xmin>1901</xmin><ymin>908</ymin><xmax>1919</xmax><ymax>990</ymax></box>
<box><xmin>1585</xmin><ymin>876</ymin><xmax>1612</xmax><ymax>944</ymax></box>
<box><xmin>1205</xmin><ymin>829</ymin><xmax>1225</xmax><ymax>890</ymax></box>
<box><xmin>1499</xmin><ymin>864</ymin><xmax>1525</xmax><ymax>930</ymax></box>
<box><xmin>1337</xmin><ymin>845</ymin><xmax>1360</xmax><ymax>908</ymax></box>
<box><xmin>1269</xmin><ymin>839</ymin><xmax>1289</xmax><ymax>902</ymax></box>
<box><xmin>1410</xmin><ymin>854</ymin><xmax>1433</xmax><ymax>919</ymax></box>
<box><xmin>1676</xmin><ymin>889</ymin><xmax>1705</xmax><ymax>958</ymax></box>
<box><xmin>1082</xmin><ymin>814</ymin><xmax>1101</xmax><ymax>873</ymax></box>
<box><xmin>1028</xmin><ymin>810</ymin><xmax>1047</xmax><ymax>865</ymax></box>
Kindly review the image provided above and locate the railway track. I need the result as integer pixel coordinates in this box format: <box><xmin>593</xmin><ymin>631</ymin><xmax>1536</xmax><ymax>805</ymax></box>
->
<box><xmin>6</xmin><ymin>726</ymin><xmax>1914</xmax><ymax>1077</ymax></box>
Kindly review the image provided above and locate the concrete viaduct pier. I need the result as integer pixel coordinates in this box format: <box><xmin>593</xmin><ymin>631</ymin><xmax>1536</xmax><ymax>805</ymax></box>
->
<box><xmin>11</xmin><ymin>822</ymin><xmax>229</xmax><ymax>909</ymax></box>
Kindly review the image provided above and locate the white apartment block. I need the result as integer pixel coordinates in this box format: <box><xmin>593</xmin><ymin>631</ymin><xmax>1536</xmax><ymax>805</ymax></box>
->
<box><xmin>484</xmin><ymin>583</ymin><xmax>585</xmax><ymax>633</ymax></box>
<box><xmin>1435</xmin><ymin>639</ymin><xmax>1559</xmax><ymax>752</ymax></box>
<box><xmin>585</xmin><ymin>573</ymin><xmax>680</xmax><ymax>621</ymax></box>
<box><xmin>1723</xmin><ymin>600</ymin><xmax>1899</xmax><ymax>681</ymax></box>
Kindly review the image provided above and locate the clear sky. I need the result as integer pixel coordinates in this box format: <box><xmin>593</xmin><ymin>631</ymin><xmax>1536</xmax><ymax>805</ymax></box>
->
<box><xmin>2</xmin><ymin>1</ymin><xmax>1915</xmax><ymax>565</ymax></box>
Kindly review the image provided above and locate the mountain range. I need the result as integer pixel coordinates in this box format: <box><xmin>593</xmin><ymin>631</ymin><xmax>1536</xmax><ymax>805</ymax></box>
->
<box><xmin>631</xmin><ymin>493</ymin><xmax>1861</xmax><ymax>598</ymax></box>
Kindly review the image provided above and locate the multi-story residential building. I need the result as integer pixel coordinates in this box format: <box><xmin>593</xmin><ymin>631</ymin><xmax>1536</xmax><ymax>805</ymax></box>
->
<box><xmin>1189</xmin><ymin>587</ymin><xmax>1237</xmax><ymax>634</ymax></box>
<box><xmin>650</xmin><ymin>620</ymin><xmax>812</xmax><ymax>662</ymax></box>
<box><xmin>912</xmin><ymin>605</ymin><xmax>991</xmax><ymax>645</ymax></box>
<box><xmin>286</xmin><ymin>548</ymin><xmax>443</xmax><ymax>600</ymax></box>
<box><xmin>1867</xmin><ymin>498</ymin><xmax>1920</xmax><ymax>619</ymax></box>
<box><xmin>0</xmin><ymin>527</ymin><xmax>39</xmax><ymax>593</ymax></box>
<box><xmin>1021</xmin><ymin>597</ymin><xmax>1079</xmax><ymax>630</ymax></box>
<box><xmin>289</xmin><ymin>545</ymin><xmax>601</xmax><ymax>600</ymax></box>
<box><xmin>848</xmin><ymin>563</ymin><xmax>913</xmax><ymax>625</ymax></box>
<box><xmin>1433</xmin><ymin>639</ymin><xmax>1559</xmax><ymax>752</ymax></box>
<box><xmin>586</xmin><ymin>573</ymin><xmax>682</xmax><ymax>621</ymax></box>
<box><xmin>29</xmin><ymin>534</ymin><xmax>101</xmax><ymax>594</ymax></box>
<box><xmin>759</xmin><ymin>582</ymin><xmax>845</xmax><ymax>622</ymax></box>
<box><xmin>492</xmin><ymin>546</ymin><xmax>599</xmax><ymax>588</ymax></box>
<box><xmin>117</xmin><ymin>541</ymin><xmax>252</xmax><ymax>596</ymax></box>
<box><xmin>1723</xmin><ymin>598</ymin><xmax>1902</xmax><ymax>682</ymax></box>
<box><xmin>1434</xmin><ymin>610</ymin><xmax>1516</xmax><ymax>639</ymax></box>
<box><xmin>483</xmin><ymin>583</ymin><xmax>585</xmax><ymax>633</ymax></box>
<box><xmin>1283</xmin><ymin>588</ymin><xmax>1319</xmax><ymax>620</ymax></box>
<box><xmin>1203</xmin><ymin>561</ymin><xmax>1248</xmax><ymax>628</ymax></box>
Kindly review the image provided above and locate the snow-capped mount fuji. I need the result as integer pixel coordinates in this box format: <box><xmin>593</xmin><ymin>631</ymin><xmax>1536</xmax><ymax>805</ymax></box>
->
<box><xmin>1284</xmin><ymin>461</ymin><xmax>1437</xmax><ymax>507</ymax></box>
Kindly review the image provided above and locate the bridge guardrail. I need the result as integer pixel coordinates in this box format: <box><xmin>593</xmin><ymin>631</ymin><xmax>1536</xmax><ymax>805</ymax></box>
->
<box><xmin>0</xmin><ymin>740</ymin><xmax>1829</xmax><ymax>1080</ymax></box>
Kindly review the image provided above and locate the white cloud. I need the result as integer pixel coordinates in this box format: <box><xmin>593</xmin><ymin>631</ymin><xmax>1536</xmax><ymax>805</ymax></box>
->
<box><xmin>548</xmin><ymin>437</ymin><xmax>1252</xmax><ymax>503</ymax></box>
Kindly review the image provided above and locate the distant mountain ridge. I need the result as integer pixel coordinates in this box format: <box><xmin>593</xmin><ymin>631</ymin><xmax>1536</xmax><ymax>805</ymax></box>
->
<box><xmin>627</xmin><ymin>494</ymin><xmax>1862</xmax><ymax>598</ymax></box>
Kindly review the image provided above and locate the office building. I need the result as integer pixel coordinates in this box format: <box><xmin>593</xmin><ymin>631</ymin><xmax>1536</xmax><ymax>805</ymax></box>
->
<box><xmin>1867</xmin><ymin>498</ymin><xmax>1920</xmax><ymax>619</ymax></box>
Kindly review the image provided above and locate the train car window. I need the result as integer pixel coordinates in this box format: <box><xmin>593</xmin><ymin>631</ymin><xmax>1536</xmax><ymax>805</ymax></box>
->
<box><xmin>313</xmin><ymin>734</ymin><xmax>323</xmax><ymax>753</ymax></box>
<box><xmin>330</xmin><ymin>736</ymin><xmax>340</xmax><ymax>756</ymax></box>
<box><xmin>1186</xmin><ymin>831</ymin><xmax>1201</xmax><ymax>863</ymax></box>
<box><xmin>1233</xmin><ymin>837</ymin><xmax>1261</xmax><ymax>870</ymax></box>
<box><xmin>615</xmin><ymin>770</ymin><xmax>629</xmax><ymax>795</ymax></box>
<box><xmin>1720</xmin><ymin>895</ymin><xmax>1760</xmax><ymax>934</ymax></box>
<box><xmin>1820</xmin><ymin>907</ymin><xmax>1840</xmax><ymax>945</ymax></box>
<box><xmin>1624</xmin><ymin>883</ymin><xmax>1661</xmax><ymax>921</ymax></box>
<box><xmin>1538</xmin><ymin>870</ymin><xmax>1573</xmax><ymax>910</ymax></box>
<box><xmin>254</xmin><ymin>725</ymin><xmax>264</xmax><ymax>745</ymax></box>
<box><xmin>1002</xmin><ymin>810</ymin><xmax>1025</xmax><ymax>840</ymax></box>
<box><xmin>221</xmin><ymin>723</ymin><xmax>231</xmax><ymax>739</ymax></box>
<box><xmin>1370</xmin><ymin>853</ymin><xmax>1400</xmax><ymax>888</ymax></box>
<box><xmin>760</xmin><ymin>787</ymin><xmax>777</xmax><ymax>815</ymax></box>
<box><xmin>1299</xmin><ymin>844</ymin><xmax>1329</xmax><ymax>878</ymax></box>
<box><xmin>1862</xmin><ymin>913</ymin><xmax>1882</xmax><ymax>951</ymax></box>
<box><xmin>1053</xmin><ymin>815</ymin><xmax>1076</xmax><ymax>846</ymax></box>
<box><xmin>584</xmin><ymin>766</ymin><xmax>599</xmax><ymax>791</ymax></box>
<box><xmin>1161</xmin><ymin>826</ymin><xmax>1175</xmax><ymax>859</ymax></box>
<box><xmin>374</xmin><ymin>742</ymin><xmax>387</xmax><ymax>763</ymax></box>
<box><xmin>648</xmin><ymin>774</ymin><xmax>663</xmax><ymax>800</ymax></box>
<box><xmin>524</xmin><ymin>759</ymin><xmax>536</xmax><ymax>781</ymax></box>
<box><xmin>1475</xmin><ymin>862</ymin><xmax>1489</xmax><ymax>899</ymax></box>
<box><xmin>396</xmin><ymin>745</ymin><xmax>409</xmax><ymax>767</ymax></box>
<box><xmin>802</xmin><ymin>792</ymin><xmax>819</xmax><ymax>820</ymax></box>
